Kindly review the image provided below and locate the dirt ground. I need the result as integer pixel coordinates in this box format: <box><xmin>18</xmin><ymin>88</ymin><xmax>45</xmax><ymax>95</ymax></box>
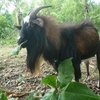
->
<box><xmin>0</xmin><ymin>45</ymin><xmax>100</xmax><ymax>100</ymax></box>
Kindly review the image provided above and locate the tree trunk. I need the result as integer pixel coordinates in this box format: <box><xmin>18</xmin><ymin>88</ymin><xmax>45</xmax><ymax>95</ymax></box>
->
<box><xmin>17</xmin><ymin>8</ymin><xmax>22</xmax><ymax>26</ymax></box>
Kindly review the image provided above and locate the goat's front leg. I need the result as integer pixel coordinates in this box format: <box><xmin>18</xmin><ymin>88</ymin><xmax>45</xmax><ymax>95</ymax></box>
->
<box><xmin>72</xmin><ymin>60</ymin><xmax>81</xmax><ymax>82</ymax></box>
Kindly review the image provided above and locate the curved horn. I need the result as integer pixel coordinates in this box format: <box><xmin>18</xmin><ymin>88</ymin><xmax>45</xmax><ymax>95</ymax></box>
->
<box><xmin>29</xmin><ymin>5</ymin><xmax>52</xmax><ymax>20</ymax></box>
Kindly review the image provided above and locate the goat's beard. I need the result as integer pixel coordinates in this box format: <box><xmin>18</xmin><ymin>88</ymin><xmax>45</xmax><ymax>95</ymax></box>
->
<box><xmin>26</xmin><ymin>46</ymin><xmax>44</xmax><ymax>75</ymax></box>
<box><xmin>26</xmin><ymin>49</ymin><xmax>44</xmax><ymax>75</ymax></box>
<box><xmin>26</xmin><ymin>35</ymin><xmax>46</xmax><ymax>75</ymax></box>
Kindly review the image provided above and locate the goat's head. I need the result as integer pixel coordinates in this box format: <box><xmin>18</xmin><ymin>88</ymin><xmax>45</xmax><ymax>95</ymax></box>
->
<box><xmin>16</xmin><ymin>5</ymin><xmax>52</xmax><ymax>48</ymax></box>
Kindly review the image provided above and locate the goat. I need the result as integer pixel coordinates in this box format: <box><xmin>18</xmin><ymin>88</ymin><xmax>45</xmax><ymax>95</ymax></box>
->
<box><xmin>15</xmin><ymin>6</ymin><xmax>100</xmax><ymax>87</ymax></box>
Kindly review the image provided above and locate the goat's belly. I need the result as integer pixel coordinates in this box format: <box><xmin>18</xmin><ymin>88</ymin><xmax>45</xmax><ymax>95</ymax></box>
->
<box><xmin>81</xmin><ymin>51</ymin><xmax>96</xmax><ymax>60</ymax></box>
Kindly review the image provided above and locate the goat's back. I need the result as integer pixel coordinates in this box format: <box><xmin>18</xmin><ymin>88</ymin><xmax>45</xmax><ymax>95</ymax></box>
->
<box><xmin>61</xmin><ymin>20</ymin><xmax>99</xmax><ymax>59</ymax></box>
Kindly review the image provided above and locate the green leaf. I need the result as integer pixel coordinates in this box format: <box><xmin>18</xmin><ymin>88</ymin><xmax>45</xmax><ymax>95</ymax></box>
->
<box><xmin>0</xmin><ymin>88</ymin><xmax>7</xmax><ymax>100</ymax></box>
<box><xmin>26</xmin><ymin>92</ymin><xmax>39</xmax><ymax>100</ymax></box>
<box><xmin>60</xmin><ymin>82</ymin><xmax>100</xmax><ymax>100</ymax></box>
<box><xmin>58</xmin><ymin>58</ymin><xmax>74</xmax><ymax>88</ymax></box>
<box><xmin>10</xmin><ymin>45</ymin><xmax>21</xmax><ymax>56</ymax></box>
<box><xmin>41</xmin><ymin>75</ymin><xmax>57</xmax><ymax>88</ymax></box>
<box><xmin>11</xmin><ymin>40</ymin><xmax>27</xmax><ymax>56</ymax></box>
<box><xmin>0</xmin><ymin>88</ymin><xmax>4</xmax><ymax>93</ymax></box>
<box><xmin>50</xmin><ymin>91</ymin><xmax>59</xmax><ymax>100</ymax></box>
<box><xmin>40</xmin><ymin>88</ymin><xmax>54</xmax><ymax>100</ymax></box>
<box><xmin>1</xmin><ymin>93</ymin><xmax>8</xmax><ymax>100</ymax></box>
<box><xmin>0</xmin><ymin>93</ymin><xmax>2</xmax><ymax>100</ymax></box>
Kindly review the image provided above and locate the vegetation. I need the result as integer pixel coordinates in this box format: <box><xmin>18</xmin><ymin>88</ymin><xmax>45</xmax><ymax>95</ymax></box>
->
<box><xmin>0</xmin><ymin>0</ymin><xmax>100</xmax><ymax>46</ymax></box>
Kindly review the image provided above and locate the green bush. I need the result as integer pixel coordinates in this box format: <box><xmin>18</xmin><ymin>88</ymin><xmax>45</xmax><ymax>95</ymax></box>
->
<box><xmin>0</xmin><ymin>14</ymin><xmax>8</xmax><ymax>38</ymax></box>
<box><xmin>0</xmin><ymin>29</ymin><xmax>18</xmax><ymax>46</ymax></box>
<box><xmin>0</xmin><ymin>12</ymin><xmax>16</xmax><ymax>46</ymax></box>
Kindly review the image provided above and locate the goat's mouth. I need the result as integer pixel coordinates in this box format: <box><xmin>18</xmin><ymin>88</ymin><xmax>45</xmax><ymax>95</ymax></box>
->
<box><xmin>17</xmin><ymin>39</ymin><xmax>28</xmax><ymax>48</ymax></box>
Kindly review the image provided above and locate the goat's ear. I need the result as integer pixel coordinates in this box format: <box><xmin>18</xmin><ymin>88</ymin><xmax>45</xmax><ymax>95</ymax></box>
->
<box><xmin>33</xmin><ymin>18</ymin><xmax>44</xmax><ymax>27</ymax></box>
<box><xmin>15</xmin><ymin>25</ymin><xmax>22</xmax><ymax>30</ymax></box>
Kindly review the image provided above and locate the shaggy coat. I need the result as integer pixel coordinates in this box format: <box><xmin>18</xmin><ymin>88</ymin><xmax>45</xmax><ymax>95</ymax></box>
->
<box><xmin>16</xmin><ymin>6</ymin><xmax>100</xmax><ymax>86</ymax></box>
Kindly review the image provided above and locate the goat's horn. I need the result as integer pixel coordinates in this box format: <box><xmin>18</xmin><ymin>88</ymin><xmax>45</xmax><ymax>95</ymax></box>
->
<box><xmin>29</xmin><ymin>5</ymin><xmax>52</xmax><ymax>20</ymax></box>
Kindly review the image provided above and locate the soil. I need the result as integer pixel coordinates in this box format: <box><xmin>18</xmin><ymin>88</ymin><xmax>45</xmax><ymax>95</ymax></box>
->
<box><xmin>0</xmin><ymin>45</ymin><xmax>100</xmax><ymax>100</ymax></box>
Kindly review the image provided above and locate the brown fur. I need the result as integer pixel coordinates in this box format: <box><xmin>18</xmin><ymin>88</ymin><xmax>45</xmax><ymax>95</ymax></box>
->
<box><xmin>30</xmin><ymin>15</ymin><xmax>61</xmax><ymax>74</ymax></box>
<box><xmin>41</xmin><ymin>15</ymin><xmax>61</xmax><ymax>50</ymax></box>
<box><xmin>75</xmin><ymin>24</ymin><xmax>98</xmax><ymax>56</ymax></box>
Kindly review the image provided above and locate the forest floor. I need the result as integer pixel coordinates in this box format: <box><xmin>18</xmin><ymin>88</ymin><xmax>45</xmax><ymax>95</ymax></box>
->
<box><xmin>0</xmin><ymin>45</ymin><xmax>100</xmax><ymax>100</ymax></box>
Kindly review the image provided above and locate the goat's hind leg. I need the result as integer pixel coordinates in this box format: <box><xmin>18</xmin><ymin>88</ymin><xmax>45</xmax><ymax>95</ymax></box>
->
<box><xmin>84</xmin><ymin>60</ymin><xmax>90</xmax><ymax>80</ymax></box>
<box><xmin>96</xmin><ymin>48</ymin><xmax>100</xmax><ymax>88</ymax></box>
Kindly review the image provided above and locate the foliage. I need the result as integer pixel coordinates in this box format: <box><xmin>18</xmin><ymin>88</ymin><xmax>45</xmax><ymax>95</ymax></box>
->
<box><xmin>0</xmin><ymin>0</ymin><xmax>30</xmax><ymax>46</ymax></box>
<box><xmin>11</xmin><ymin>45</ymin><xmax>21</xmax><ymax>56</ymax></box>
<box><xmin>4</xmin><ymin>11</ymin><xmax>14</xmax><ymax>29</ymax></box>
<box><xmin>26</xmin><ymin>93</ymin><xmax>40</xmax><ymax>100</ymax></box>
<box><xmin>0</xmin><ymin>88</ymin><xmax>16</xmax><ymax>100</ymax></box>
<box><xmin>0</xmin><ymin>11</ymin><xmax>15</xmax><ymax>45</ymax></box>
<box><xmin>89</xmin><ymin>2</ymin><xmax>100</xmax><ymax>29</ymax></box>
<box><xmin>0</xmin><ymin>88</ymin><xmax>8</xmax><ymax>100</ymax></box>
<box><xmin>0</xmin><ymin>14</ymin><xmax>8</xmax><ymax>38</ymax></box>
<box><xmin>11</xmin><ymin>40</ymin><xmax>27</xmax><ymax>56</ymax></box>
<box><xmin>0</xmin><ymin>29</ymin><xmax>18</xmax><ymax>46</ymax></box>
<box><xmin>1</xmin><ymin>0</ymin><xmax>100</xmax><ymax>46</ymax></box>
<box><xmin>40</xmin><ymin>0</ymin><xmax>100</xmax><ymax>30</ymax></box>
<box><xmin>26</xmin><ymin>58</ymin><xmax>100</xmax><ymax>100</ymax></box>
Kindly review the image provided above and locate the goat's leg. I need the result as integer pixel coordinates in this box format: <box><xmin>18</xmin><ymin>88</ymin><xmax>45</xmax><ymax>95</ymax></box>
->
<box><xmin>74</xmin><ymin>64</ymin><xmax>81</xmax><ymax>82</ymax></box>
<box><xmin>72</xmin><ymin>59</ymin><xmax>81</xmax><ymax>82</ymax></box>
<box><xmin>96</xmin><ymin>51</ymin><xmax>100</xmax><ymax>88</ymax></box>
<box><xmin>96</xmin><ymin>41</ymin><xmax>100</xmax><ymax>88</ymax></box>
<box><xmin>98</xmin><ymin>71</ymin><xmax>100</xmax><ymax>88</ymax></box>
<box><xmin>85</xmin><ymin>61</ymin><xmax>90</xmax><ymax>80</ymax></box>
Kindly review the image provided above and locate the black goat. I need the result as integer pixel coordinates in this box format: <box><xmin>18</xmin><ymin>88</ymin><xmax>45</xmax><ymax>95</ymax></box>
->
<box><xmin>15</xmin><ymin>6</ymin><xmax>100</xmax><ymax>87</ymax></box>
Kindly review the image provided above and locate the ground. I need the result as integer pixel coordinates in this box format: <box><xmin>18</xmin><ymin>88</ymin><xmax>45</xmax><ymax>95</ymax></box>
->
<box><xmin>0</xmin><ymin>45</ymin><xmax>100</xmax><ymax>100</ymax></box>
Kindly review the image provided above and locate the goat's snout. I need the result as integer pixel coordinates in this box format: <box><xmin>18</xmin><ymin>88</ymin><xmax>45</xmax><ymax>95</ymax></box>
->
<box><xmin>17</xmin><ymin>36</ymin><xmax>22</xmax><ymax>45</ymax></box>
<box><xmin>17</xmin><ymin>36</ymin><xmax>27</xmax><ymax>48</ymax></box>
